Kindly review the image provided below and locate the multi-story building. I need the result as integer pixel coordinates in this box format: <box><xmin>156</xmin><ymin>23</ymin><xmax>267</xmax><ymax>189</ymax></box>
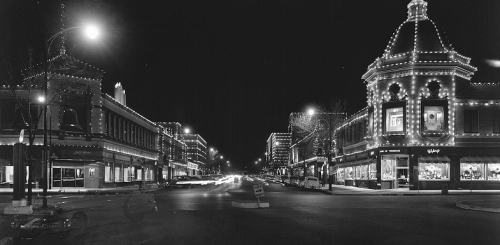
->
<box><xmin>180</xmin><ymin>133</ymin><xmax>207</xmax><ymax>175</ymax></box>
<box><xmin>158</xmin><ymin>125</ymin><xmax>187</xmax><ymax>181</ymax></box>
<box><xmin>0</xmin><ymin>49</ymin><xmax>163</xmax><ymax>189</ymax></box>
<box><xmin>333</xmin><ymin>0</ymin><xmax>500</xmax><ymax>190</ymax></box>
<box><xmin>158</xmin><ymin>122</ymin><xmax>209</xmax><ymax>176</ymax></box>
<box><xmin>266</xmin><ymin>133</ymin><xmax>291</xmax><ymax>175</ymax></box>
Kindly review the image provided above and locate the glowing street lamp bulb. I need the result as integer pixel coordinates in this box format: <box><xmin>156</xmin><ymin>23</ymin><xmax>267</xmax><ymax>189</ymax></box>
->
<box><xmin>184</xmin><ymin>128</ymin><xmax>190</xmax><ymax>134</ymax></box>
<box><xmin>37</xmin><ymin>95</ymin><xmax>45</xmax><ymax>103</ymax></box>
<box><xmin>85</xmin><ymin>25</ymin><xmax>100</xmax><ymax>40</ymax></box>
<box><xmin>308</xmin><ymin>109</ymin><xmax>315</xmax><ymax>116</ymax></box>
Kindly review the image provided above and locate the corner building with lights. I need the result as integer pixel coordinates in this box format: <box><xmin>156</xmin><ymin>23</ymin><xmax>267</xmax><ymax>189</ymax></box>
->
<box><xmin>0</xmin><ymin>50</ymin><xmax>163</xmax><ymax>189</ymax></box>
<box><xmin>333</xmin><ymin>0</ymin><xmax>500</xmax><ymax>190</ymax></box>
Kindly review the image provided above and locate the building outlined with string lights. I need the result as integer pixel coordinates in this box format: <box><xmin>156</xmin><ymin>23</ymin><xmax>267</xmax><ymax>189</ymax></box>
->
<box><xmin>333</xmin><ymin>0</ymin><xmax>500</xmax><ymax>190</ymax></box>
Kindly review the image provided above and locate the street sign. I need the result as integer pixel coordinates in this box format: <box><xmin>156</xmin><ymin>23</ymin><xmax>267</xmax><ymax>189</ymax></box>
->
<box><xmin>253</xmin><ymin>184</ymin><xmax>265</xmax><ymax>197</ymax></box>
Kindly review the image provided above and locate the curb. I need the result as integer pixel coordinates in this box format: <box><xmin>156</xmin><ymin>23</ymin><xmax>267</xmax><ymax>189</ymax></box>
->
<box><xmin>0</xmin><ymin>237</ymin><xmax>13</xmax><ymax>245</ymax></box>
<box><xmin>456</xmin><ymin>201</ymin><xmax>500</xmax><ymax>213</ymax></box>
<box><xmin>231</xmin><ymin>201</ymin><xmax>269</xmax><ymax>209</ymax></box>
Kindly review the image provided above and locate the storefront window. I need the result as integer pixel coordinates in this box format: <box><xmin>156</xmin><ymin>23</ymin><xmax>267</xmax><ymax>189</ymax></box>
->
<box><xmin>5</xmin><ymin>166</ymin><xmax>14</xmax><ymax>183</ymax></box>
<box><xmin>423</xmin><ymin>106</ymin><xmax>444</xmax><ymax>131</ymax></box>
<box><xmin>381</xmin><ymin>157</ymin><xmax>396</xmax><ymax>180</ymax></box>
<box><xmin>360</xmin><ymin>165</ymin><xmax>368</xmax><ymax>180</ymax></box>
<box><xmin>345</xmin><ymin>167</ymin><xmax>354</xmax><ymax>180</ymax></box>
<box><xmin>136</xmin><ymin>169</ymin><xmax>142</xmax><ymax>180</ymax></box>
<box><xmin>337</xmin><ymin>168</ymin><xmax>344</xmax><ymax>183</ymax></box>
<box><xmin>369</xmin><ymin>162</ymin><xmax>377</xmax><ymax>180</ymax></box>
<box><xmin>124</xmin><ymin>166</ymin><xmax>134</xmax><ymax>182</ymax></box>
<box><xmin>105</xmin><ymin>165</ymin><xmax>112</xmax><ymax>182</ymax></box>
<box><xmin>386</xmin><ymin>107</ymin><xmax>404</xmax><ymax>132</ymax></box>
<box><xmin>355</xmin><ymin>166</ymin><xmax>361</xmax><ymax>179</ymax></box>
<box><xmin>115</xmin><ymin>165</ymin><xmax>123</xmax><ymax>182</ymax></box>
<box><xmin>146</xmin><ymin>169</ymin><xmax>153</xmax><ymax>181</ymax></box>
<box><xmin>488</xmin><ymin>164</ymin><xmax>500</xmax><ymax>180</ymax></box>
<box><xmin>418</xmin><ymin>163</ymin><xmax>450</xmax><ymax>180</ymax></box>
<box><xmin>460</xmin><ymin>163</ymin><xmax>485</xmax><ymax>180</ymax></box>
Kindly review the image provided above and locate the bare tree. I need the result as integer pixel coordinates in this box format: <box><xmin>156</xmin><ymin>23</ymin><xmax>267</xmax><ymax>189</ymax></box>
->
<box><xmin>208</xmin><ymin>148</ymin><xmax>223</xmax><ymax>174</ymax></box>
<box><xmin>289</xmin><ymin>99</ymin><xmax>347</xmax><ymax>165</ymax></box>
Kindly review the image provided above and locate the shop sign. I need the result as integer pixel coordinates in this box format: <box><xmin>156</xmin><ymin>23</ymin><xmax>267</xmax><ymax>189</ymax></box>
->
<box><xmin>61</xmin><ymin>149</ymin><xmax>102</xmax><ymax>158</ymax></box>
<box><xmin>380</xmin><ymin>148</ymin><xmax>408</xmax><ymax>154</ymax></box>
<box><xmin>427</xmin><ymin>149</ymin><xmax>441</xmax><ymax>154</ymax></box>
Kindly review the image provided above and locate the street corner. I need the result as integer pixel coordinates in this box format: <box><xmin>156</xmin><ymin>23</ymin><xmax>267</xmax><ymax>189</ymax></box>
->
<box><xmin>456</xmin><ymin>200</ymin><xmax>500</xmax><ymax>214</ymax></box>
<box><xmin>231</xmin><ymin>200</ymin><xmax>270</xmax><ymax>209</ymax></box>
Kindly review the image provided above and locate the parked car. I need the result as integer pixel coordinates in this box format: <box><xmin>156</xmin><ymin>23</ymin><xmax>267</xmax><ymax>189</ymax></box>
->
<box><xmin>296</xmin><ymin>176</ymin><xmax>305</xmax><ymax>188</ymax></box>
<box><xmin>272</xmin><ymin>175</ymin><xmax>282</xmax><ymax>183</ymax></box>
<box><xmin>286</xmin><ymin>176</ymin><xmax>299</xmax><ymax>186</ymax></box>
<box><xmin>302</xmin><ymin>176</ymin><xmax>321</xmax><ymax>189</ymax></box>
<box><xmin>280</xmin><ymin>175</ymin><xmax>288</xmax><ymax>184</ymax></box>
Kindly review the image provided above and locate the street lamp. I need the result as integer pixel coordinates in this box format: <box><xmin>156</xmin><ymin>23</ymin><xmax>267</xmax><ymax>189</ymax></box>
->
<box><xmin>308</xmin><ymin>108</ymin><xmax>315</xmax><ymax>116</ymax></box>
<box><xmin>41</xmin><ymin>19</ymin><xmax>102</xmax><ymax>209</ymax></box>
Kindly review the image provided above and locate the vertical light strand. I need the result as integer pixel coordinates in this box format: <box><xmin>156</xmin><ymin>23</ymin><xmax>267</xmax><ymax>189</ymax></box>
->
<box><xmin>450</xmin><ymin>75</ymin><xmax>456</xmax><ymax>145</ymax></box>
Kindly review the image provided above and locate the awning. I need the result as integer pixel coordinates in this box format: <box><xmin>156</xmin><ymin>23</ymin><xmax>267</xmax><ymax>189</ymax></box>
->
<box><xmin>353</xmin><ymin>159</ymin><xmax>376</xmax><ymax>166</ymax></box>
<box><xmin>462</xmin><ymin>156</ymin><xmax>500</xmax><ymax>163</ymax></box>
<box><xmin>419</xmin><ymin>155</ymin><xmax>450</xmax><ymax>163</ymax></box>
<box><xmin>337</xmin><ymin>158</ymin><xmax>375</xmax><ymax>167</ymax></box>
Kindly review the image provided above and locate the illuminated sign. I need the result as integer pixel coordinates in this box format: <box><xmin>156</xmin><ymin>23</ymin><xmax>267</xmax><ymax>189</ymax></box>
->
<box><xmin>427</xmin><ymin>149</ymin><xmax>441</xmax><ymax>154</ymax></box>
<box><xmin>380</xmin><ymin>149</ymin><xmax>401</xmax><ymax>153</ymax></box>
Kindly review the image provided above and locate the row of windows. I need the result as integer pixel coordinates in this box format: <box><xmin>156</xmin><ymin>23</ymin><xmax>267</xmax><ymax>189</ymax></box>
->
<box><xmin>105</xmin><ymin>112</ymin><xmax>156</xmax><ymax>150</ymax></box>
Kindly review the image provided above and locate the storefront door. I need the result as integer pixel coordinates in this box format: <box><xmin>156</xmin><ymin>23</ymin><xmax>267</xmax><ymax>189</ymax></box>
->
<box><xmin>53</xmin><ymin>167</ymin><xmax>84</xmax><ymax>188</ymax></box>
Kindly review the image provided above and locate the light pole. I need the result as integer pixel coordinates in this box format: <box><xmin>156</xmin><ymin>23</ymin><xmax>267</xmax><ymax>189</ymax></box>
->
<box><xmin>41</xmin><ymin>15</ymin><xmax>101</xmax><ymax>208</ymax></box>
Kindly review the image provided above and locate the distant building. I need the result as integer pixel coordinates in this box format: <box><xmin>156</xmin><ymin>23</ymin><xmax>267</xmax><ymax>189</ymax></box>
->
<box><xmin>266</xmin><ymin>133</ymin><xmax>291</xmax><ymax>175</ymax></box>
<box><xmin>180</xmin><ymin>133</ymin><xmax>207</xmax><ymax>175</ymax></box>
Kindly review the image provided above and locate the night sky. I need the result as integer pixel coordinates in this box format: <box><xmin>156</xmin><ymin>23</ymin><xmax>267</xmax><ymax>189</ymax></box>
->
<box><xmin>1</xmin><ymin>0</ymin><xmax>500</xmax><ymax>170</ymax></box>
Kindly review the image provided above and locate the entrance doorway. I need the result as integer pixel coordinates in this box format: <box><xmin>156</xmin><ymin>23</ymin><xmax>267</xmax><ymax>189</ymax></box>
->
<box><xmin>53</xmin><ymin>167</ymin><xmax>84</xmax><ymax>187</ymax></box>
<box><xmin>396</xmin><ymin>157</ymin><xmax>409</xmax><ymax>188</ymax></box>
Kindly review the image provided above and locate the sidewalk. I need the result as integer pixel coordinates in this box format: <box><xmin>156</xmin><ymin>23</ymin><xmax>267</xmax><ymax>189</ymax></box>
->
<box><xmin>320</xmin><ymin>184</ymin><xmax>500</xmax><ymax>213</ymax></box>
<box><xmin>0</xmin><ymin>183</ymin><xmax>161</xmax><ymax>195</ymax></box>
<box><xmin>320</xmin><ymin>184</ymin><xmax>500</xmax><ymax>196</ymax></box>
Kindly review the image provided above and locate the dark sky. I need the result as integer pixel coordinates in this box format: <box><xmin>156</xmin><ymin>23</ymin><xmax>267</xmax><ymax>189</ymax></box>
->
<box><xmin>2</xmin><ymin>0</ymin><xmax>500</xmax><ymax>170</ymax></box>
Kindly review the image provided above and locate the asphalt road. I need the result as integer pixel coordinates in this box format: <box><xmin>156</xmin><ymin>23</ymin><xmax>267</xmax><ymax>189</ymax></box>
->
<box><xmin>2</xmin><ymin>178</ymin><xmax>500</xmax><ymax>245</ymax></box>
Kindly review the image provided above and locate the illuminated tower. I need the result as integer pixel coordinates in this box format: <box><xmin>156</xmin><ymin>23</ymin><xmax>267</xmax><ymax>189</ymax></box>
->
<box><xmin>362</xmin><ymin>0</ymin><xmax>476</xmax><ymax>147</ymax></box>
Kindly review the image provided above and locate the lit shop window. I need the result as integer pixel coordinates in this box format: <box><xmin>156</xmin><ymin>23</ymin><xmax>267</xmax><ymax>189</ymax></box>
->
<box><xmin>460</xmin><ymin>163</ymin><xmax>485</xmax><ymax>180</ymax></box>
<box><xmin>115</xmin><ymin>165</ymin><xmax>123</xmax><ymax>182</ymax></box>
<box><xmin>423</xmin><ymin>106</ymin><xmax>444</xmax><ymax>131</ymax></box>
<box><xmin>488</xmin><ymin>164</ymin><xmax>500</xmax><ymax>180</ymax></box>
<box><xmin>381</xmin><ymin>157</ymin><xmax>396</xmax><ymax>180</ymax></box>
<box><xmin>418</xmin><ymin>163</ymin><xmax>450</xmax><ymax>180</ymax></box>
<box><xmin>369</xmin><ymin>162</ymin><xmax>377</xmax><ymax>180</ymax></box>
<box><xmin>359</xmin><ymin>165</ymin><xmax>368</xmax><ymax>180</ymax></box>
<box><xmin>337</xmin><ymin>169</ymin><xmax>345</xmax><ymax>183</ymax></box>
<box><xmin>105</xmin><ymin>165</ymin><xmax>113</xmax><ymax>182</ymax></box>
<box><xmin>136</xmin><ymin>169</ymin><xmax>142</xmax><ymax>180</ymax></box>
<box><xmin>386</xmin><ymin>107</ymin><xmax>404</xmax><ymax>133</ymax></box>
<box><xmin>344</xmin><ymin>167</ymin><xmax>354</xmax><ymax>180</ymax></box>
